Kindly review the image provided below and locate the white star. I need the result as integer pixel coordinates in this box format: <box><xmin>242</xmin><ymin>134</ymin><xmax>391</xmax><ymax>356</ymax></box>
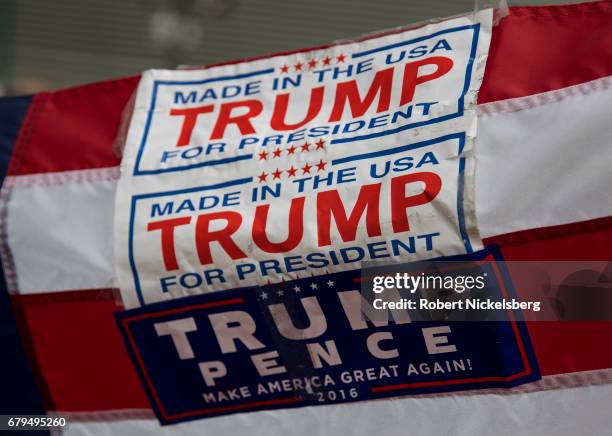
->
<box><xmin>326</xmin><ymin>280</ymin><xmax>334</xmax><ymax>288</ymax></box>
<box><xmin>259</xmin><ymin>291</ymin><xmax>268</xmax><ymax>300</ymax></box>
<box><xmin>277</xmin><ymin>289</ymin><xmax>284</xmax><ymax>296</ymax></box>
<box><xmin>310</xmin><ymin>282</ymin><xmax>318</xmax><ymax>290</ymax></box>
<box><xmin>293</xmin><ymin>285</ymin><xmax>301</xmax><ymax>293</ymax></box>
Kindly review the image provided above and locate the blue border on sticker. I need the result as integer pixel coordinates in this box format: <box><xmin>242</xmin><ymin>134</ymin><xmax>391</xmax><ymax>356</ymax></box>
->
<box><xmin>133</xmin><ymin>23</ymin><xmax>480</xmax><ymax>175</ymax></box>
<box><xmin>127</xmin><ymin>132</ymin><xmax>473</xmax><ymax>306</ymax></box>
<box><xmin>133</xmin><ymin>68</ymin><xmax>275</xmax><ymax>176</ymax></box>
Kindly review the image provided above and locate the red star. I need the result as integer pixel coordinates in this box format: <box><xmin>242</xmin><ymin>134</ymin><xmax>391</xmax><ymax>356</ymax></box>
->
<box><xmin>315</xmin><ymin>139</ymin><xmax>325</xmax><ymax>150</ymax></box>
<box><xmin>308</xmin><ymin>59</ymin><xmax>317</xmax><ymax>69</ymax></box>
<box><xmin>322</xmin><ymin>56</ymin><xmax>331</xmax><ymax>66</ymax></box>
<box><xmin>286</xmin><ymin>166</ymin><xmax>297</xmax><ymax>177</ymax></box>
<box><xmin>301</xmin><ymin>163</ymin><xmax>312</xmax><ymax>174</ymax></box>
<box><xmin>272</xmin><ymin>168</ymin><xmax>283</xmax><ymax>180</ymax></box>
<box><xmin>316</xmin><ymin>159</ymin><xmax>327</xmax><ymax>172</ymax></box>
<box><xmin>336</xmin><ymin>53</ymin><xmax>346</xmax><ymax>63</ymax></box>
<box><xmin>286</xmin><ymin>145</ymin><xmax>296</xmax><ymax>155</ymax></box>
<box><xmin>272</xmin><ymin>148</ymin><xmax>282</xmax><ymax>158</ymax></box>
<box><xmin>258</xmin><ymin>172</ymin><xmax>268</xmax><ymax>183</ymax></box>
<box><xmin>279</xmin><ymin>64</ymin><xmax>289</xmax><ymax>74</ymax></box>
<box><xmin>301</xmin><ymin>142</ymin><xmax>310</xmax><ymax>152</ymax></box>
<box><xmin>294</xmin><ymin>62</ymin><xmax>303</xmax><ymax>71</ymax></box>
<box><xmin>258</xmin><ymin>150</ymin><xmax>268</xmax><ymax>160</ymax></box>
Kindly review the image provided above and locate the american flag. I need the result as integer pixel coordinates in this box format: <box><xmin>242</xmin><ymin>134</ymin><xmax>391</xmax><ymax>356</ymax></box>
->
<box><xmin>0</xmin><ymin>1</ymin><xmax>611</xmax><ymax>435</ymax></box>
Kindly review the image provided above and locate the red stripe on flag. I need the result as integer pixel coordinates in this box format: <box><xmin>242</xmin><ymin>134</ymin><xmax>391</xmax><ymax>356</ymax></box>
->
<box><xmin>11</xmin><ymin>290</ymin><xmax>150</xmax><ymax>411</ymax></box>
<box><xmin>485</xmin><ymin>215</ymin><xmax>612</xmax><ymax>377</ymax></box>
<box><xmin>479</xmin><ymin>0</ymin><xmax>612</xmax><ymax>103</ymax></box>
<box><xmin>7</xmin><ymin>76</ymin><xmax>139</xmax><ymax>176</ymax></box>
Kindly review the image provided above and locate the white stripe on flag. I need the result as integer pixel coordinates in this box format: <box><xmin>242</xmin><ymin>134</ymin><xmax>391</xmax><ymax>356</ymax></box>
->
<box><xmin>60</xmin><ymin>380</ymin><xmax>612</xmax><ymax>436</ymax></box>
<box><xmin>5</xmin><ymin>171</ymin><xmax>117</xmax><ymax>293</ymax></box>
<box><xmin>476</xmin><ymin>76</ymin><xmax>612</xmax><ymax>238</ymax></box>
